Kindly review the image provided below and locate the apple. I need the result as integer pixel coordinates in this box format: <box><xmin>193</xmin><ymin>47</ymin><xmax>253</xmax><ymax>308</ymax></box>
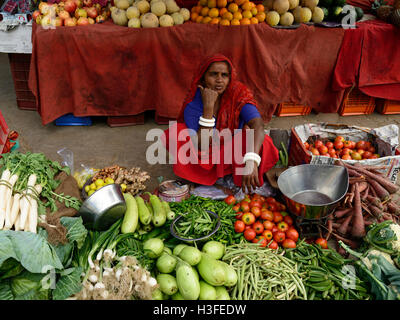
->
<box><xmin>75</xmin><ymin>8</ymin><xmax>87</xmax><ymax>18</ymax></box>
<box><xmin>64</xmin><ymin>0</ymin><xmax>77</xmax><ymax>13</ymax></box>
<box><xmin>54</xmin><ymin>17</ymin><xmax>63</xmax><ymax>26</ymax></box>
<box><xmin>74</xmin><ymin>0</ymin><xmax>83</xmax><ymax>8</ymax></box>
<box><xmin>58</xmin><ymin>10</ymin><xmax>70</xmax><ymax>20</ymax></box>
<box><xmin>77</xmin><ymin>16</ymin><xmax>90</xmax><ymax>25</ymax></box>
<box><xmin>86</xmin><ymin>6</ymin><xmax>98</xmax><ymax>18</ymax></box>
<box><xmin>32</xmin><ymin>10</ymin><xmax>41</xmax><ymax>20</ymax></box>
<box><xmin>64</xmin><ymin>17</ymin><xmax>77</xmax><ymax>26</ymax></box>
<box><xmin>83</xmin><ymin>0</ymin><xmax>93</xmax><ymax>7</ymax></box>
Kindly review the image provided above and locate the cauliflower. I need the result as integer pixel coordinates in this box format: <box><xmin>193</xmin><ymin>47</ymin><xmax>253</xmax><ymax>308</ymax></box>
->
<box><xmin>366</xmin><ymin>221</ymin><xmax>400</xmax><ymax>255</ymax></box>
<box><xmin>362</xmin><ymin>249</ymin><xmax>394</xmax><ymax>271</ymax></box>
<box><xmin>389</xmin><ymin>223</ymin><xmax>400</xmax><ymax>252</ymax></box>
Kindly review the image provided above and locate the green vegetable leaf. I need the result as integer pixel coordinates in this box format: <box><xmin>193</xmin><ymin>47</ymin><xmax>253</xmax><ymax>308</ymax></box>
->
<box><xmin>0</xmin><ymin>258</ymin><xmax>24</xmax><ymax>280</ymax></box>
<box><xmin>11</xmin><ymin>271</ymin><xmax>50</xmax><ymax>300</ymax></box>
<box><xmin>0</xmin><ymin>230</ymin><xmax>63</xmax><ymax>274</ymax></box>
<box><xmin>0</xmin><ymin>281</ymin><xmax>14</xmax><ymax>300</ymax></box>
<box><xmin>60</xmin><ymin>217</ymin><xmax>88</xmax><ymax>249</ymax></box>
<box><xmin>52</xmin><ymin>267</ymin><xmax>83</xmax><ymax>300</ymax></box>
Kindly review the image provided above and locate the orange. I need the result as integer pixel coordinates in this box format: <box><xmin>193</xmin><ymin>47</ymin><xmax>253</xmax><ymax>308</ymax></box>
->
<box><xmin>191</xmin><ymin>12</ymin><xmax>199</xmax><ymax>21</ymax></box>
<box><xmin>200</xmin><ymin>6</ymin><xmax>209</xmax><ymax>16</ymax></box>
<box><xmin>208</xmin><ymin>7</ymin><xmax>219</xmax><ymax>17</ymax></box>
<box><xmin>256</xmin><ymin>4</ymin><xmax>265</xmax><ymax>12</ymax></box>
<box><xmin>231</xmin><ymin>18</ymin><xmax>240</xmax><ymax>25</ymax></box>
<box><xmin>202</xmin><ymin>16</ymin><xmax>212</xmax><ymax>23</ymax></box>
<box><xmin>195</xmin><ymin>15</ymin><xmax>204</xmax><ymax>23</ymax></box>
<box><xmin>217</xmin><ymin>0</ymin><xmax>227</xmax><ymax>7</ymax></box>
<box><xmin>240</xmin><ymin>17</ymin><xmax>250</xmax><ymax>24</ymax></box>
<box><xmin>251</xmin><ymin>7</ymin><xmax>258</xmax><ymax>15</ymax></box>
<box><xmin>241</xmin><ymin>1</ymin><xmax>252</xmax><ymax>11</ymax></box>
<box><xmin>222</xmin><ymin>11</ymin><xmax>233</xmax><ymax>20</ymax></box>
<box><xmin>207</xmin><ymin>0</ymin><xmax>217</xmax><ymax>8</ymax></box>
<box><xmin>242</xmin><ymin>9</ymin><xmax>252</xmax><ymax>18</ymax></box>
<box><xmin>220</xmin><ymin>18</ymin><xmax>230</xmax><ymax>25</ymax></box>
<box><xmin>219</xmin><ymin>7</ymin><xmax>228</xmax><ymax>16</ymax></box>
<box><xmin>238</xmin><ymin>8</ymin><xmax>242</xmax><ymax>13</ymax></box>
<box><xmin>250</xmin><ymin>16</ymin><xmax>258</xmax><ymax>24</ymax></box>
<box><xmin>234</xmin><ymin>0</ymin><xmax>246</xmax><ymax>5</ymax></box>
<box><xmin>192</xmin><ymin>5</ymin><xmax>202</xmax><ymax>13</ymax></box>
<box><xmin>210</xmin><ymin>17</ymin><xmax>220</xmax><ymax>24</ymax></box>
<box><xmin>199</xmin><ymin>0</ymin><xmax>208</xmax><ymax>5</ymax></box>
<box><xmin>228</xmin><ymin>2</ymin><xmax>238</xmax><ymax>12</ymax></box>
<box><xmin>250</xmin><ymin>1</ymin><xmax>256</xmax><ymax>8</ymax></box>
<box><xmin>255</xmin><ymin>11</ymin><xmax>265</xmax><ymax>22</ymax></box>
<box><xmin>233</xmin><ymin>11</ymin><xmax>242</xmax><ymax>19</ymax></box>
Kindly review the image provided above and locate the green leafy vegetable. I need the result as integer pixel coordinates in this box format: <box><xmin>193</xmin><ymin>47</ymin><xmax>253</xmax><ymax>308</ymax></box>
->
<box><xmin>11</xmin><ymin>271</ymin><xmax>50</xmax><ymax>300</ymax></box>
<box><xmin>52</xmin><ymin>267</ymin><xmax>83</xmax><ymax>300</ymax></box>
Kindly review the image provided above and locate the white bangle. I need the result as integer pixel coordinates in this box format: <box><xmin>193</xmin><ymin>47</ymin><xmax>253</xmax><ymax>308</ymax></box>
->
<box><xmin>199</xmin><ymin>116</ymin><xmax>215</xmax><ymax>123</ymax></box>
<box><xmin>243</xmin><ymin>152</ymin><xmax>261</xmax><ymax>167</ymax></box>
<box><xmin>199</xmin><ymin>119</ymin><xmax>215</xmax><ymax>127</ymax></box>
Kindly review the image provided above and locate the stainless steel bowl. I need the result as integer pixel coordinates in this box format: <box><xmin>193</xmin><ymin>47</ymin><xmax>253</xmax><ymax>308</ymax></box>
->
<box><xmin>78</xmin><ymin>184</ymin><xmax>126</xmax><ymax>230</ymax></box>
<box><xmin>277</xmin><ymin>164</ymin><xmax>348</xmax><ymax>220</ymax></box>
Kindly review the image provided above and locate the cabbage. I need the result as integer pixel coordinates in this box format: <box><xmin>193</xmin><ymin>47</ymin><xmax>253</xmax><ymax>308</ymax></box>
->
<box><xmin>11</xmin><ymin>271</ymin><xmax>50</xmax><ymax>300</ymax></box>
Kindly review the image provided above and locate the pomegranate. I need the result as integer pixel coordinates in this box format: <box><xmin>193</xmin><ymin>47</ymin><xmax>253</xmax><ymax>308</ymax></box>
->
<box><xmin>64</xmin><ymin>17</ymin><xmax>77</xmax><ymax>26</ymax></box>
<box><xmin>86</xmin><ymin>6</ymin><xmax>98</xmax><ymax>18</ymax></box>
<box><xmin>58</xmin><ymin>10</ymin><xmax>70</xmax><ymax>20</ymax></box>
<box><xmin>83</xmin><ymin>0</ymin><xmax>93</xmax><ymax>7</ymax></box>
<box><xmin>64</xmin><ymin>0</ymin><xmax>77</xmax><ymax>13</ymax></box>
<box><xmin>77</xmin><ymin>16</ymin><xmax>90</xmax><ymax>25</ymax></box>
<box><xmin>75</xmin><ymin>8</ymin><xmax>87</xmax><ymax>18</ymax></box>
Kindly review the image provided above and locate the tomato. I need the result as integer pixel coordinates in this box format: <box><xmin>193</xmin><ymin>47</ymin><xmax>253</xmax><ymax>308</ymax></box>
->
<box><xmin>341</xmin><ymin>148</ymin><xmax>351</xmax><ymax>156</ymax></box>
<box><xmin>343</xmin><ymin>140</ymin><xmax>352</xmax><ymax>148</ymax></box>
<box><xmin>263</xmin><ymin>220</ymin><xmax>275</xmax><ymax>231</ymax></box>
<box><xmin>241</xmin><ymin>202</ymin><xmax>250</xmax><ymax>213</ymax></box>
<box><xmin>325</xmin><ymin>141</ymin><xmax>334</xmax><ymax>149</ymax></box>
<box><xmin>245</xmin><ymin>225</ymin><xmax>251</xmax><ymax>230</ymax></box>
<box><xmin>266</xmin><ymin>203</ymin><xmax>278</xmax><ymax>212</ymax></box>
<box><xmin>283</xmin><ymin>215</ymin><xmax>293</xmax><ymax>225</ymax></box>
<box><xmin>266</xmin><ymin>197</ymin><xmax>276</xmax><ymax>204</ymax></box>
<box><xmin>328</xmin><ymin>148</ymin><xmax>336</xmax><ymax>157</ymax></box>
<box><xmin>304</xmin><ymin>142</ymin><xmax>310</xmax><ymax>150</ymax></box>
<box><xmin>249</xmin><ymin>200</ymin><xmax>262</xmax><ymax>209</ymax></box>
<box><xmin>252</xmin><ymin>221</ymin><xmax>264</xmax><ymax>234</ymax></box>
<box><xmin>285</xmin><ymin>228</ymin><xmax>299</xmax><ymax>242</ymax></box>
<box><xmin>314</xmin><ymin>140</ymin><xmax>324</xmax><ymax>149</ymax></box>
<box><xmin>251</xmin><ymin>206</ymin><xmax>261</xmax><ymax>218</ymax></box>
<box><xmin>240</xmin><ymin>200</ymin><xmax>250</xmax><ymax>207</ymax></box>
<box><xmin>260</xmin><ymin>209</ymin><xmax>274</xmax><ymax>221</ymax></box>
<box><xmin>234</xmin><ymin>220</ymin><xmax>245</xmax><ymax>233</ymax></box>
<box><xmin>274</xmin><ymin>231</ymin><xmax>286</xmax><ymax>243</ymax></box>
<box><xmin>224</xmin><ymin>195</ymin><xmax>236</xmax><ymax>205</ymax></box>
<box><xmin>232</xmin><ymin>204</ymin><xmax>240</xmax><ymax>212</ymax></box>
<box><xmin>271</xmin><ymin>225</ymin><xmax>279</xmax><ymax>234</ymax></box>
<box><xmin>351</xmin><ymin>152</ymin><xmax>362</xmax><ymax>161</ymax></box>
<box><xmin>310</xmin><ymin>148</ymin><xmax>320</xmax><ymax>156</ymax></box>
<box><xmin>335</xmin><ymin>136</ymin><xmax>345</xmax><ymax>143</ymax></box>
<box><xmin>277</xmin><ymin>221</ymin><xmax>289</xmax><ymax>232</ymax></box>
<box><xmin>362</xmin><ymin>151</ymin><xmax>373</xmax><ymax>159</ymax></box>
<box><xmin>355</xmin><ymin>141</ymin><xmax>367</xmax><ymax>150</ymax></box>
<box><xmin>268</xmin><ymin>241</ymin><xmax>279</xmax><ymax>249</ymax></box>
<box><xmin>257</xmin><ymin>237</ymin><xmax>267</xmax><ymax>247</ymax></box>
<box><xmin>282</xmin><ymin>239</ymin><xmax>297</xmax><ymax>249</ymax></box>
<box><xmin>262</xmin><ymin>230</ymin><xmax>273</xmax><ymax>240</ymax></box>
<box><xmin>315</xmin><ymin>238</ymin><xmax>328</xmax><ymax>249</ymax></box>
<box><xmin>242</xmin><ymin>212</ymin><xmax>256</xmax><ymax>225</ymax></box>
<box><xmin>280</xmin><ymin>204</ymin><xmax>286</xmax><ymax>211</ymax></box>
<box><xmin>235</xmin><ymin>212</ymin><xmax>244</xmax><ymax>220</ymax></box>
<box><xmin>251</xmin><ymin>194</ymin><xmax>262</xmax><ymax>201</ymax></box>
<box><xmin>333</xmin><ymin>140</ymin><xmax>344</xmax><ymax>150</ymax></box>
<box><xmin>244</xmin><ymin>228</ymin><xmax>256</xmax><ymax>241</ymax></box>
<box><xmin>273</xmin><ymin>212</ymin><xmax>283</xmax><ymax>223</ymax></box>
<box><xmin>349</xmin><ymin>141</ymin><xmax>356</xmax><ymax>149</ymax></box>
<box><xmin>367</xmin><ymin>146</ymin><xmax>376</xmax><ymax>153</ymax></box>
<box><xmin>342</xmin><ymin>154</ymin><xmax>352</xmax><ymax>160</ymax></box>
<box><xmin>370</xmin><ymin>154</ymin><xmax>379</xmax><ymax>159</ymax></box>
<box><xmin>318</xmin><ymin>145</ymin><xmax>328</xmax><ymax>155</ymax></box>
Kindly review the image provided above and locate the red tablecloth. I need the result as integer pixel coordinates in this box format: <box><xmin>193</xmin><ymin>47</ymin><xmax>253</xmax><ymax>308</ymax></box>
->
<box><xmin>29</xmin><ymin>21</ymin><xmax>345</xmax><ymax>125</ymax></box>
<box><xmin>333</xmin><ymin>20</ymin><xmax>400</xmax><ymax>100</ymax></box>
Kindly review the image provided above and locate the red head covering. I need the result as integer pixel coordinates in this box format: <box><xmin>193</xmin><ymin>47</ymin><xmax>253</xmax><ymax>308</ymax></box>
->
<box><xmin>177</xmin><ymin>54</ymin><xmax>259</xmax><ymax>132</ymax></box>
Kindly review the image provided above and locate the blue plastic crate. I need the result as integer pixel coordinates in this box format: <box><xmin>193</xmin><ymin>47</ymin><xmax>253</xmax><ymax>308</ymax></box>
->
<box><xmin>55</xmin><ymin>114</ymin><xmax>92</xmax><ymax>126</ymax></box>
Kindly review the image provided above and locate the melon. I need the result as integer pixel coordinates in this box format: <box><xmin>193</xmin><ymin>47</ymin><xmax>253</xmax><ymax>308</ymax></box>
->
<box><xmin>128</xmin><ymin>17</ymin><xmax>141</xmax><ymax>27</ymax></box>
<box><xmin>171</xmin><ymin>12</ymin><xmax>184</xmax><ymax>24</ymax></box>
<box><xmin>299</xmin><ymin>6</ymin><xmax>312</xmax><ymax>21</ymax></box>
<box><xmin>312</xmin><ymin>6</ymin><xmax>324</xmax><ymax>22</ymax></box>
<box><xmin>288</xmin><ymin>0</ymin><xmax>299</xmax><ymax>9</ymax></box>
<box><xmin>273</xmin><ymin>0</ymin><xmax>290</xmax><ymax>14</ymax></box>
<box><xmin>111</xmin><ymin>8</ymin><xmax>128</xmax><ymax>25</ymax></box>
<box><xmin>263</xmin><ymin>0</ymin><xmax>274</xmax><ymax>10</ymax></box>
<box><xmin>266</xmin><ymin>10</ymin><xmax>280</xmax><ymax>25</ymax></box>
<box><xmin>141</xmin><ymin>11</ymin><xmax>159</xmax><ymax>26</ymax></box>
<box><xmin>280</xmin><ymin>11</ymin><xmax>294</xmax><ymax>25</ymax></box>
<box><xmin>126</xmin><ymin>6</ymin><xmax>140</xmax><ymax>18</ymax></box>
<box><xmin>151</xmin><ymin>1</ymin><xmax>166</xmax><ymax>16</ymax></box>
<box><xmin>180</xmin><ymin>7</ymin><xmax>190</xmax><ymax>20</ymax></box>
<box><xmin>116</xmin><ymin>0</ymin><xmax>130</xmax><ymax>9</ymax></box>
<box><xmin>304</xmin><ymin>0</ymin><xmax>318</xmax><ymax>9</ymax></box>
<box><xmin>165</xmin><ymin>0</ymin><xmax>180</xmax><ymax>13</ymax></box>
<box><xmin>159</xmin><ymin>14</ymin><xmax>174</xmax><ymax>26</ymax></box>
<box><xmin>137</xmin><ymin>0</ymin><xmax>150</xmax><ymax>13</ymax></box>
<box><xmin>127</xmin><ymin>0</ymin><xmax>134</xmax><ymax>5</ymax></box>
<box><xmin>292</xmin><ymin>5</ymin><xmax>302</xmax><ymax>22</ymax></box>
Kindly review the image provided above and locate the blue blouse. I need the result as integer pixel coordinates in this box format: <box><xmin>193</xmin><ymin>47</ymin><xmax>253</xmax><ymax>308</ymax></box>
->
<box><xmin>184</xmin><ymin>88</ymin><xmax>260</xmax><ymax>134</ymax></box>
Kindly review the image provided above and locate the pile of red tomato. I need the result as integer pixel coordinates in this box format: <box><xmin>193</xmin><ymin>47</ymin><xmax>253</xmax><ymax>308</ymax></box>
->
<box><xmin>304</xmin><ymin>136</ymin><xmax>380</xmax><ymax>160</ymax></box>
<box><xmin>225</xmin><ymin>194</ymin><xmax>299</xmax><ymax>249</ymax></box>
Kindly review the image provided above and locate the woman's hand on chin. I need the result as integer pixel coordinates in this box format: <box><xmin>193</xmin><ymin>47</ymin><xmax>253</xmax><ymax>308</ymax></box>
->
<box><xmin>242</xmin><ymin>160</ymin><xmax>260</xmax><ymax>193</ymax></box>
<box><xmin>198</xmin><ymin>85</ymin><xmax>218</xmax><ymax>117</ymax></box>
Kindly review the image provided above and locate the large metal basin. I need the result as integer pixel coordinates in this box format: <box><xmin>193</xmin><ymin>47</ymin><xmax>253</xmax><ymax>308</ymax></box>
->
<box><xmin>78</xmin><ymin>184</ymin><xmax>126</xmax><ymax>230</ymax></box>
<box><xmin>277</xmin><ymin>164</ymin><xmax>348</xmax><ymax>220</ymax></box>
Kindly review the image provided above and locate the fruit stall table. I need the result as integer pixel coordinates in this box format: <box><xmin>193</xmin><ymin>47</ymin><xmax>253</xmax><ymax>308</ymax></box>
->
<box><xmin>333</xmin><ymin>19</ymin><xmax>400</xmax><ymax>102</ymax></box>
<box><xmin>28</xmin><ymin>21</ymin><xmax>345</xmax><ymax>125</ymax></box>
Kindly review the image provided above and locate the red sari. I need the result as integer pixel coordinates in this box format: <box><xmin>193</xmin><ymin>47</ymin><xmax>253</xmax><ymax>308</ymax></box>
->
<box><xmin>163</xmin><ymin>54</ymin><xmax>279</xmax><ymax>187</ymax></box>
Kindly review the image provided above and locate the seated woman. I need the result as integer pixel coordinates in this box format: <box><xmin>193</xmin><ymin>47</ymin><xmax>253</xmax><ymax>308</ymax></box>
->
<box><xmin>163</xmin><ymin>54</ymin><xmax>279</xmax><ymax>192</ymax></box>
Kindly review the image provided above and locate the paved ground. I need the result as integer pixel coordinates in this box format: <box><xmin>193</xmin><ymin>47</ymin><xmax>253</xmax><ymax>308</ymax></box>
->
<box><xmin>2</xmin><ymin>52</ymin><xmax>400</xmax><ymax>193</ymax></box>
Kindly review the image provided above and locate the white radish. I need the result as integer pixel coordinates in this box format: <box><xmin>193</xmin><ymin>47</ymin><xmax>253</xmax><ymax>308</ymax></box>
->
<box><xmin>18</xmin><ymin>174</ymin><xmax>36</xmax><ymax>232</ymax></box>
<box><xmin>0</xmin><ymin>169</ymin><xmax>12</xmax><ymax>229</ymax></box>
<box><xmin>8</xmin><ymin>193</ymin><xmax>21</xmax><ymax>228</ymax></box>
<box><xmin>14</xmin><ymin>210</ymin><xmax>21</xmax><ymax>231</ymax></box>
<box><xmin>17</xmin><ymin>195</ymin><xmax>29</xmax><ymax>232</ymax></box>
<box><xmin>27</xmin><ymin>184</ymin><xmax>42</xmax><ymax>233</ymax></box>
<box><xmin>3</xmin><ymin>194</ymin><xmax>14</xmax><ymax>230</ymax></box>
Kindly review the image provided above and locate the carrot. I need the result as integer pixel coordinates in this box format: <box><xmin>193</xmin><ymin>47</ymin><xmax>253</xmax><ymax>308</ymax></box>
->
<box><xmin>361</xmin><ymin>185</ymin><xmax>369</xmax><ymax>201</ymax></box>
<box><xmin>387</xmin><ymin>201</ymin><xmax>400</xmax><ymax>215</ymax></box>
<box><xmin>369</xmin><ymin>204</ymin><xmax>384</xmax><ymax>219</ymax></box>
<box><xmin>363</xmin><ymin>165</ymin><xmax>390</xmax><ymax>171</ymax></box>
<box><xmin>351</xmin><ymin>183</ymin><xmax>365</xmax><ymax>238</ymax></box>
<box><xmin>366</xmin><ymin>195</ymin><xmax>383</xmax><ymax>209</ymax></box>
<box><xmin>344</xmin><ymin>163</ymin><xmax>399</xmax><ymax>194</ymax></box>
<box><xmin>358</xmin><ymin>181</ymin><xmax>368</xmax><ymax>194</ymax></box>
<box><xmin>349</xmin><ymin>177</ymin><xmax>366</xmax><ymax>184</ymax></box>
<box><xmin>326</xmin><ymin>218</ymin><xmax>333</xmax><ymax>241</ymax></box>
<box><xmin>337</xmin><ymin>210</ymin><xmax>354</xmax><ymax>235</ymax></box>
<box><xmin>367</xmin><ymin>178</ymin><xmax>390</xmax><ymax>201</ymax></box>
<box><xmin>369</xmin><ymin>184</ymin><xmax>377</xmax><ymax>198</ymax></box>
<box><xmin>348</xmin><ymin>184</ymin><xmax>356</xmax><ymax>204</ymax></box>
<box><xmin>332</xmin><ymin>222</ymin><xmax>341</xmax><ymax>229</ymax></box>
<box><xmin>334</xmin><ymin>207</ymin><xmax>353</xmax><ymax>219</ymax></box>
<box><xmin>332</xmin><ymin>232</ymin><xmax>360</xmax><ymax>249</ymax></box>
<box><xmin>364</xmin><ymin>219</ymin><xmax>375</xmax><ymax>226</ymax></box>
